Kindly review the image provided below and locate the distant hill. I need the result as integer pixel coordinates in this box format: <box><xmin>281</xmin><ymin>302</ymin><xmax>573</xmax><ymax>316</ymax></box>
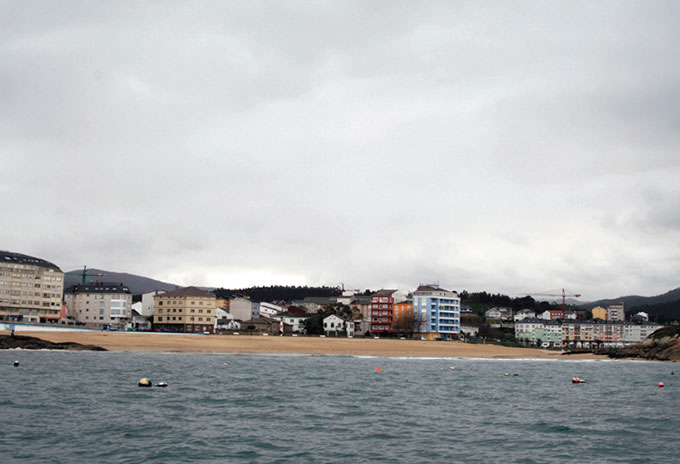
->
<box><xmin>627</xmin><ymin>300</ymin><xmax>680</xmax><ymax>323</ymax></box>
<box><xmin>578</xmin><ymin>287</ymin><xmax>680</xmax><ymax>310</ymax></box>
<box><xmin>64</xmin><ymin>269</ymin><xmax>179</xmax><ymax>295</ymax></box>
<box><xmin>577</xmin><ymin>287</ymin><xmax>680</xmax><ymax>323</ymax></box>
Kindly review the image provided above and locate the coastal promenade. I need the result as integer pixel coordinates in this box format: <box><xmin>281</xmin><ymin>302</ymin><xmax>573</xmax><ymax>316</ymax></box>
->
<box><xmin>16</xmin><ymin>330</ymin><xmax>603</xmax><ymax>359</ymax></box>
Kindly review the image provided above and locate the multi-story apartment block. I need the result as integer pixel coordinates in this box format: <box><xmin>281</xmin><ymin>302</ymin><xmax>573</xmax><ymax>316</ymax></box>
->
<box><xmin>370</xmin><ymin>289</ymin><xmax>405</xmax><ymax>334</ymax></box>
<box><xmin>154</xmin><ymin>286</ymin><xmax>216</xmax><ymax>333</ymax></box>
<box><xmin>392</xmin><ymin>300</ymin><xmax>414</xmax><ymax>333</ymax></box>
<box><xmin>561</xmin><ymin>320</ymin><xmax>663</xmax><ymax>348</ymax></box>
<box><xmin>606</xmin><ymin>304</ymin><xmax>625</xmax><ymax>321</ymax></box>
<box><xmin>562</xmin><ymin>320</ymin><xmax>596</xmax><ymax>346</ymax></box>
<box><xmin>0</xmin><ymin>250</ymin><xmax>64</xmax><ymax>323</ymax></box>
<box><xmin>64</xmin><ymin>281</ymin><xmax>132</xmax><ymax>329</ymax></box>
<box><xmin>536</xmin><ymin>321</ymin><xmax>562</xmax><ymax>347</ymax></box>
<box><xmin>413</xmin><ymin>285</ymin><xmax>461</xmax><ymax>340</ymax></box>
<box><xmin>518</xmin><ymin>317</ymin><xmax>664</xmax><ymax>348</ymax></box>
<box><xmin>516</xmin><ymin>318</ymin><xmax>562</xmax><ymax>346</ymax></box>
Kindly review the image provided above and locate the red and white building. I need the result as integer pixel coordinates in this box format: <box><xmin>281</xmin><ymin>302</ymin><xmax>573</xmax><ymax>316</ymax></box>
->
<box><xmin>370</xmin><ymin>289</ymin><xmax>405</xmax><ymax>334</ymax></box>
<box><xmin>540</xmin><ymin>308</ymin><xmax>564</xmax><ymax>320</ymax></box>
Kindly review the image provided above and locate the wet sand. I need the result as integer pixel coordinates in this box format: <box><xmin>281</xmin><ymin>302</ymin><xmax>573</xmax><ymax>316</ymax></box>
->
<box><xmin>19</xmin><ymin>331</ymin><xmax>603</xmax><ymax>359</ymax></box>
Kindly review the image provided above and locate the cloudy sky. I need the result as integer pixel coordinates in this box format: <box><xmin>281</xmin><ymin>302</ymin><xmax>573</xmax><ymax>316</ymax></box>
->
<box><xmin>2</xmin><ymin>1</ymin><xmax>679</xmax><ymax>300</ymax></box>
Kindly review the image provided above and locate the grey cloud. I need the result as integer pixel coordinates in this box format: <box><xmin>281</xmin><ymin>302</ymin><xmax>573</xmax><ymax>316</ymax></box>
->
<box><xmin>2</xmin><ymin>1</ymin><xmax>680</xmax><ymax>299</ymax></box>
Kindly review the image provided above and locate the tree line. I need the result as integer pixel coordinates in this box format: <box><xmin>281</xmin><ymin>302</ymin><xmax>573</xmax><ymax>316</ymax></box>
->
<box><xmin>212</xmin><ymin>285</ymin><xmax>341</xmax><ymax>303</ymax></box>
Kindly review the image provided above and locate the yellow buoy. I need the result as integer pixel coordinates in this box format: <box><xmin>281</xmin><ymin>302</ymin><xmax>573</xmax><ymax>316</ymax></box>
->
<box><xmin>138</xmin><ymin>378</ymin><xmax>152</xmax><ymax>387</ymax></box>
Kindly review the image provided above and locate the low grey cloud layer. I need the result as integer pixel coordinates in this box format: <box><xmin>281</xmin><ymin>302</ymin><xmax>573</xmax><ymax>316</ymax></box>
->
<box><xmin>2</xmin><ymin>1</ymin><xmax>679</xmax><ymax>300</ymax></box>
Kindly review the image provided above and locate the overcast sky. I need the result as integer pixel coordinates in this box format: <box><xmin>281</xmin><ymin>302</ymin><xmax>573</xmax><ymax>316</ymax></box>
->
<box><xmin>2</xmin><ymin>1</ymin><xmax>679</xmax><ymax>300</ymax></box>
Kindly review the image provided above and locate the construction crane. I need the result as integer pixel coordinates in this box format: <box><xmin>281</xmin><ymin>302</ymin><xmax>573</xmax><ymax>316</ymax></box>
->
<box><xmin>521</xmin><ymin>288</ymin><xmax>582</xmax><ymax>313</ymax></box>
<box><xmin>78</xmin><ymin>265</ymin><xmax>106</xmax><ymax>284</ymax></box>
<box><xmin>337</xmin><ymin>283</ymin><xmax>361</xmax><ymax>294</ymax></box>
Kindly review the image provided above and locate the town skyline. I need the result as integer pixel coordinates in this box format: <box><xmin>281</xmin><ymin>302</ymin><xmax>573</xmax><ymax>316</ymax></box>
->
<box><xmin>2</xmin><ymin>2</ymin><xmax>679</xmax><ymax>301</ymax></box>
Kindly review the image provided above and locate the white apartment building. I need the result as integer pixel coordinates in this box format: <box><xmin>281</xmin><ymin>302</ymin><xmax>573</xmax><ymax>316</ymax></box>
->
<box><xmin>64</xmin><ymin>281</ymin><xmax>132</xmax><ymax>329</ymax></box>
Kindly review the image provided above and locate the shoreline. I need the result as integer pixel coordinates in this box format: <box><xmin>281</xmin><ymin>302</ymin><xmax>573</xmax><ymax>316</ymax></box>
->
<box><xmin>12</xmin><ymin>331</ymin><xmax>605</xmax><ymax>360</ymax></box>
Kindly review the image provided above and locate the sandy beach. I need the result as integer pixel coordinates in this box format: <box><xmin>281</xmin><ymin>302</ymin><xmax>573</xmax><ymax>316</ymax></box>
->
<box><xmin>18</xmin><ymin>331</ymin><xmax>603</xmax><ymax>359</ymax></box>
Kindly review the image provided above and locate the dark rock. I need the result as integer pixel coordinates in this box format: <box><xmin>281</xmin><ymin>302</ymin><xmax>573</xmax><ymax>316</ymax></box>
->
<box><xmin>0</xmin><ymin>334</ymin><xmax>107</xmax><ymax>351</ymax></box>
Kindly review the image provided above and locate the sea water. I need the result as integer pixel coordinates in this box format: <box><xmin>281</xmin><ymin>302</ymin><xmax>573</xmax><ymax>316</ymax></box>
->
<box><xmin>0</xmin><ymin>351</ymin><xmax>678</xmax><ymax>463</ymax></box>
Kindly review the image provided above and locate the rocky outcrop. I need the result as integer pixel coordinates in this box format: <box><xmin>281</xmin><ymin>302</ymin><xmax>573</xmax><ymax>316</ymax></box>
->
<box><xmin>0</xmin><ymin>334</ymin><xmax>107</xmax><ymax>351</ymax></box>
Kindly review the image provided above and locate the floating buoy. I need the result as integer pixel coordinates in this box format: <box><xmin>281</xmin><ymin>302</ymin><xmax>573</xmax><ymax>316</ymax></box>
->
<box><xmin>13</xmin><ymin>360</ymin><xmax>19</xmax><ymax>367</ymax></box>
<box><xmin>504</xmin><ymin>372</ymin><xmax>509</xmax><ymax>376</ymax></box>
<box><xmin>138</xmin><ymin>378</ymin><xmax>152</xmax><ymax>387</ymax></box>
<box><xmin>223</xmin><ymin>362</ymin><xmax>228</xmax><ymax>366</ymax></box>
<box><xmin>449</xmin><ymin>366</ymin><xmax>455</xmax><ymax>370</ymax></box>
<box><xmin>375</xmin><ymin>368</ymin><xmax>383</xmax><ymax>372</ymax></box>
<box><xmin>658</xmin><ymin>382</ymin><xmax>665</xmax><ymax>388</ymax></box>
<box><xmin>572</xmin><ymin>377</ymin><xmax>585</xmax><ymax>384</ymax></box>
<box><xmin>671</xmin><ymin>371</ymin><xmax>675</xmax><ymax>375</ymax></box>
<box><xmin>513</xmin><ymin>373</ymin><xmax>519</xmax><ymax>377</ymax></box>
<box><xmin>157</xmin><ymin>382</ymin><xmax>168</xmax><ymax>387</ymax></box>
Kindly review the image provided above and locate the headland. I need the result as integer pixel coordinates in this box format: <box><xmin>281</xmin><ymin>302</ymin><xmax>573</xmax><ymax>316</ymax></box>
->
<box><xmin>0</xmin><ymin>334</ymin><xmax>106</xmax><ymax>351</ymax></box>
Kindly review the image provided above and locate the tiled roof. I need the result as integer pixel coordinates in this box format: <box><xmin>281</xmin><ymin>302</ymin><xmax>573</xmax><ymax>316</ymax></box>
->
<box><xmin>372</xmin><ymin>289</ymin><xmax>398</xmax><ymax>297</ymax></box>
<box><xmin>416</xmin><ymin>285</ymin><xmax>440</xmax><ymax>292</ymax></box>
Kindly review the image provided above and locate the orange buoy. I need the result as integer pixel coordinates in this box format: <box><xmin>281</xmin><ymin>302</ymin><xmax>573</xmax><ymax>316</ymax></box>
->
<box><xmin>572</xmin><ymin>377</ymin><xmax>580</xmax><ymax>384</ymax></box>
<box><xmin>449</xmin><ymin>366</ymin><xmax>455</xmax><ymax>370</ymax></box>
<box><xmin>658</xmin><ymin>382</ymin><xmax>665</xmax><ymax>387</ymax></box>
<box><xmin>375</xmin><ymin>368</ymin><xmax>383</xmax><ymax>372</ymax></box>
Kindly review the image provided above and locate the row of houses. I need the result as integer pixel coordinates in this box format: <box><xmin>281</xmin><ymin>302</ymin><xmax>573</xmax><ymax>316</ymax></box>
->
<box><xmin>486</xmin><ymin>304</ymin><xmax>648</xmax><ymax>324</ymax></box>
<box><xmin>515</xmin><ymin>318</ymin><xmax>664</xmax><ymax>348</ymax></box>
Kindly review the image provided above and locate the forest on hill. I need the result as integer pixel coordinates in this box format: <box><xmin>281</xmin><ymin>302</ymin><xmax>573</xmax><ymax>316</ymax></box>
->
<box><xmin>627</xmin><ymin>300</ymin><xmax>680</xmax><ymax>323</ymax></box>
<box><xmin>212</xmin><ymin>285</ymin><xmax>342</xmax><ymax>302</ymax></box>
<box><xmin>459</xmin><ymin>291</ymin><xmax>560</xmax><ymax>314</ymax></box>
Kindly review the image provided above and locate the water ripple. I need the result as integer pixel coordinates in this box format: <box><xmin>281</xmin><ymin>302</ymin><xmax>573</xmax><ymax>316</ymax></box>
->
<box><xmin>0</xmin><ymin>351</ymin><xmax>678</xmax><ymax>463</ymax></box>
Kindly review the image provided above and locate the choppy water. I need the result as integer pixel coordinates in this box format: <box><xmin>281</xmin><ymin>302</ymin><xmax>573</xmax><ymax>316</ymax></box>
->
<box><xmin>0</xmin><ymin>351</ymin><xmax>678</xmax><ymax>463</ymax></box>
